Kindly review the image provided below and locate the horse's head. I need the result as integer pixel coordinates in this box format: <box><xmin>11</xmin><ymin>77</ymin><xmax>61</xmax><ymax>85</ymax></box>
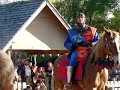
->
<box><xmin>103</xmin><ymin>28</ymin><xmax>120</xmax><ymax>65</ymax></box>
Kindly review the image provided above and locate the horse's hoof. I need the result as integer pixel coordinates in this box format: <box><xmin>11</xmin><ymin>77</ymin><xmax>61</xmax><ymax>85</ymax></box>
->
<box><xmin>64</xmin><ymin>83</ymin><xmax>72</xmax><ymax>89</ymax></box>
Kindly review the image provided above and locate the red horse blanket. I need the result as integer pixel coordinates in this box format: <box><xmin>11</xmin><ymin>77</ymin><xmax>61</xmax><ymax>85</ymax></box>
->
<box><xmin>58</xmin><ymin>50</ymin><xmax>89</xmax><ymax>80</ymax></box>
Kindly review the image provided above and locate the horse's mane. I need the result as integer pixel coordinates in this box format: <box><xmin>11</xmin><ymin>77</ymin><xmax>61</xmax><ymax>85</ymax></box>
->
<box><xmin>92</xmin><ymin>30</ymin><xmax>119</xmax><ymax>59</ymax></box>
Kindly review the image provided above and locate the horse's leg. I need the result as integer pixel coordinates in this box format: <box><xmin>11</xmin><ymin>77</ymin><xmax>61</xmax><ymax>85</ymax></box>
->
<box><xmin>54</xmin><ymin>79</ymin><xmax>64</xmax><ymax>90</ymax></box>
<box><xmin>105</xmin><ymin>86</ymin><xmax>109</xmax><ymax>90</ymax></box>
<box><xmin>90</xmin><ymin>83</ymin><xmax>106</xmax><ymax>90</ymax></box>
<box><xmin>90</xmin><ymin>88</ymin><xmax>97</xmax><ymax>90</ymax></box>
<box><xmin>100</xmin><ymin>85</ymin><xmax>106</xmax><ymax>90</ymax></box>
<box><xmin>54</xmin><ymin>79</ymin><xmax>63</xmax><ymax>89</ymax></box>
<box><xmin>86</xmin><ymin>86</ymin><xmax>97</xmax><ymax>90</ymax></box>
<box><xmin>54</xmin><ymin>69</ymin><xmax>64</xmax><ymax>90</ymax></box>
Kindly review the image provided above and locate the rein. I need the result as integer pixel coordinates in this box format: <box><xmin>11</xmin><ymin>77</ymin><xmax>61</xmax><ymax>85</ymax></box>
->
<box><xmin>90</xmin><ymin>37</ymin><xmax>115</xmax><ymax>70</ymax></box>
<box><xmin>91</xmin><ymin>56</ymin><xmax>114</xmax><ymax>70</ymax></box>
<box><xmin>104</xmin><ymin>37</ymin><xmax>114</xmax><ymax>61</ymax></box>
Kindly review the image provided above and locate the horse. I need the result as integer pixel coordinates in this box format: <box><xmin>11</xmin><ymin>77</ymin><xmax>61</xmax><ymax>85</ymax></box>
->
<box><xmin>53</xmin><ymin>29</ymin><xmax>120</xmax><ymax>90</ymax></box>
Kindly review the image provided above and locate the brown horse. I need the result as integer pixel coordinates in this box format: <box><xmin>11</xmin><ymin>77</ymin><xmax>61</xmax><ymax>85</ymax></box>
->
<box><xmin>53</xmin><ymin>29</ymin><xmax>120</xmax><ymax>90</ymax></box>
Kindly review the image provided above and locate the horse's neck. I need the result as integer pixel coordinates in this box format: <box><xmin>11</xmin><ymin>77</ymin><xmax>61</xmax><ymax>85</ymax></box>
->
<box><xmin>92</xmin><ymin>42</ymin><xmax>108</xmax><ymax>60</ymax></box>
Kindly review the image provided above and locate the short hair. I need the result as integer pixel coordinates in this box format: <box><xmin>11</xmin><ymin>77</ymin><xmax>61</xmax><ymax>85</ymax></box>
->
<box><xmin>0</xmin><ymin>51</ymin><xmax>14</xmax><ymax>89</ymax></box>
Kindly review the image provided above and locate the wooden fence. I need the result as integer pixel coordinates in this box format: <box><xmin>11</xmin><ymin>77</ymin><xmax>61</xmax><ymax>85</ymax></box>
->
<box><xmin>106</xmin><ymin>81</ymin><xmax>120</xmax><ymax>90</ymax></box>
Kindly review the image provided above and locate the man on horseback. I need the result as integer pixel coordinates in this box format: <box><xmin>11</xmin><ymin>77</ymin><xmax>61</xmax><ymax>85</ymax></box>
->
<box><xmin>64</xmin><ymin>13</ymin><xmax>99</xmax><ymax>88</ymax></box>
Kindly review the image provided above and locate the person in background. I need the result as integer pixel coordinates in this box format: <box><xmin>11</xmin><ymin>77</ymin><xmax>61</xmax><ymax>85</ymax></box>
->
<box><xmin>17</xmin><ymin>60</ymin><xmax>24</xmax><ymax>81</ymax></box>
<box><xmin>64</xmin><ymin>13</ymin><xmax>99</xmax><ymax>88</ymax></box>
<box><xmin>34</xmin><ymin>82</ymin><xmax>41</xmax><ymax>90</ymax></box>
<box><xmin>34</xmin><ymin>80</ymin><xmax>47</xmax><ymax>90</ymax></box>
<box><xmin>29</xmin><ymin>61</ymin><xmax>38</xmax><ymax>84</ymax></box>
<box><xmin>24</xmin><ymin>59</ymin><xmax>35</xmax><ymax>87</ymax></box>
<box><xmin>45</xmin><ymin>61</ymin><xmax>53</xmax><ymax>90</ymax></box>
<box><xmin>17</xmin><ymin>59</ymin><xmax>35</xmax><ymax>88</ymax></box>
<box><xmin>38</xmin><ymin>67</ymin><xmax>45</xmax><ymax>83</ymax></box>
<box><xmin>0</xmin><ymin>51</ymin><xmax>15</xmax><ymax>90</ymax></box>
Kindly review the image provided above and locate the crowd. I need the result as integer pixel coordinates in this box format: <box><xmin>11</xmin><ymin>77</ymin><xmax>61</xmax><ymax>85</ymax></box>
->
<box><xmin>0</xmin><ymin>51</ymin><xmax>120</xmax><ymax>90</ymax></box>
<box><xmin>16</xmin><ymin>56</ymin><xmax>53</xmax><ymax>90</ymax></box>
<box><xmin>13</xmin><ymin>54</ymin><xmax>120</xmax><ymax>90</ymax></box>
<box><xmin>15</xmin><ymin>56</ymin><xmax>120</xmax><ymax>90</ymax></box>
<box><xmin>108</xmin><ymin>67</ymin><xmax>120</xmax><ymax>81</ymax></box>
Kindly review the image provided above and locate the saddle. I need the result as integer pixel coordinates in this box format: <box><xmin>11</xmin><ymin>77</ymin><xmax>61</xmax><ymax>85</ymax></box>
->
<box><xmin>58</xmin><ymin>49</ymin><xmax>89</xmax><ymax>80</ymax></box>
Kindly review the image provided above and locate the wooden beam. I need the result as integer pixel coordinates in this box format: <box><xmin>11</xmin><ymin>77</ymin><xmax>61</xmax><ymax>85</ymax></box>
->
<box><xmin>11</xmin><ymin>49</ymin><xmax>69</xmax><ymax>54</ymax></box>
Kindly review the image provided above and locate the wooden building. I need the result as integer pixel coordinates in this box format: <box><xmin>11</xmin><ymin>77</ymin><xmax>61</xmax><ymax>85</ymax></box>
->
<box><xmin>0</xmin><ymin>0</ymin><xmax>70</xmax><ymax>57</ymax></box>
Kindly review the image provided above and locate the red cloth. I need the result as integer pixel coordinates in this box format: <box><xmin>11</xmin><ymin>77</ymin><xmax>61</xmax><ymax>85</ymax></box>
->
<box><xmin>58</xmin><ymin>55</ymin><xmax>69</xmax><ymax>80</ymax></box>
<box><xmin>82</xmin><ymin>26</ymin><xmax>96</xmax><ymax>44</ymax></box>
<box><xmin>31</xmin><ymin>66</ymin><xmax>38</xmax><ymax>73</ymax></box>
<box><xmin>58</xmin><ymin>51</ymin><xmax>89</xmax><ymax>80</ymax></box>
<box><xmin>74</xmin><ymin>50</ymin><xmax>89</xmax><ymax>80</ymax></box>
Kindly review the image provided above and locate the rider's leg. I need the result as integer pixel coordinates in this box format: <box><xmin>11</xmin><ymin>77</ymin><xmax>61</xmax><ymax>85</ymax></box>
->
<box><xmin>65</xmin><ymin>51</ymin><xmax>78</xmax><ymax>88</ymax></box>
<box><xmin>67</xmin><ymin>66</ymin><xmax>73</xmax><ymax>84</ymax></box>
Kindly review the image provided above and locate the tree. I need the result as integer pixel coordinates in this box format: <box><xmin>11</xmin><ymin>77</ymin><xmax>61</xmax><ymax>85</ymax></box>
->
<box><xmin>53</xmin><ymin>0</ymin><xmax>83</xmax><ymax>26</ymax></box>
<box><xmin>53</xmin><ymin>0</ymin><xmax>119</xmax><ymax>31</ymax></box>
<box><xmin>107</xmin><ymin>10</ymin><xmax>120</xmax><ymax>31</ymax></box>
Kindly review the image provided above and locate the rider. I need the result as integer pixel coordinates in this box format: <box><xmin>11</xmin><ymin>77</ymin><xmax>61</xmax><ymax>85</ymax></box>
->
<box><xmin>64</xmin><ymin>13</ymin><xmax>99</xmax><ymax>88</ymax></box>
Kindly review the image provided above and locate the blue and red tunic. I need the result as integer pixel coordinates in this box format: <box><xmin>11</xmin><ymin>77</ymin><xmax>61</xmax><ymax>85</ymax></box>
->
<box><xmin>64</xmin><ymin>26</ymin><xmax>99</xmax><ymax>66</ymax></box>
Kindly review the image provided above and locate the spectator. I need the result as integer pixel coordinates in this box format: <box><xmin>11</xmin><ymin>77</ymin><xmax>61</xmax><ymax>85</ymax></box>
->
<box><xmin>45</xmin><ymin>61</ymin><xmax>53</xmax><ymax>90</ymax></box>
<box><xmin>34</xmin><ymin>82</ymin><xmax>41</xmax><ymax>90</ymax></box>
<box><xmin>17</xmin><ymin>55</ymin><xmax>22</xmax><ymax>63</ymax></box>
<box><xmin>29</xmin><ymin>61</ymin><xmax>38</xmax><ymax>84</ymax></box>
<box><xmin>117</xmin><ymin>68</ymin><xmax>120</xmax><ymax>80</ymax></box>
<box><xmin>34</xmin><ymin>80</ymin><xmax>47</xmax><ymax>90</ymax></box>
<box><xmin>0</xmin><ymin>51</ymin><xmax>15</xmax><ymax>90</ymax></box>
<box><xmin>38</xmin><ymin>67</ymin><xmax>45</xmax><ymax>82</ymax></box>
<box><xmin>24</xmin><ymin>59</ymin><xmax>35</xmax><ymax>86</ymax></box>
<box><xmin>17</xmin><ymin>59</ymin><xmax>35</xmax><ymax>88</ymax></box>
<box><xmin>17</xmin><ymin>60</ymin><xmax>24</xmax><ymax>81</ymax></box>
<box><xmin>109</xmin><ymin>67</ymin><xmax>120</xmax><ymax>81</ymax></box>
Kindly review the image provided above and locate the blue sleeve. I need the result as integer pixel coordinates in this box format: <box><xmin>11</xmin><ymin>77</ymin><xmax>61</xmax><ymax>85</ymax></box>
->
<box><xmin>64</xmin><ymin>33</ymin><xmax>74</xmax><ymax>51</ymax></box>
<box><xmin>92</xmin><ymin>32</ymin><xmax>99</xmax><ymax>45</ymax></box>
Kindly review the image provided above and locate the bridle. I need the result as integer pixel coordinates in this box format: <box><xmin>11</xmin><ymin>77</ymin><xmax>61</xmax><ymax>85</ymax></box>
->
<box><xmin>90</xmin><ymin>36</ymin><xmax>116</xmax><ymax>70</ymax></box>
<box><xmin>104</xmin><ymin>37</ymin><xmax>114</xmax><ymax>61</ymax></box>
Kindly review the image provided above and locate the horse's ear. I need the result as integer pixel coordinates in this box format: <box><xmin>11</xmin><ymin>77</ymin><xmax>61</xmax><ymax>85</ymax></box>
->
<box><xmin>104</xmin><ymin>27</ymin><xmax>110</xmax><ymax>34</ymax></box>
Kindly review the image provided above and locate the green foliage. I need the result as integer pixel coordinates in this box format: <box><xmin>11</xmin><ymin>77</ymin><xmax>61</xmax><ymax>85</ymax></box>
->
<box><xmin>36</xmin><ymin>54</ymin><xmax>50</xmax><ymax>63</ymax></box>
<box><xmin>53</xmin><ymin>0</ymin><xmax>119</xmax><ymax>32</ymax></box>
<box><xmin>17</xmin><ymin>52</ymin><xmax>27</xmax><ymax>59</ymax></box>
<box><xmin>53</xmin><ymin>0</ymin><xmax>83</xmax><ymax>26</ymax></box>
<box><xmin>106</xmin><ymin>10</ymin><xmax>120</xmax><ymax>31</ymax></box>
<box><xmin>36</xmin><ymin>54</ymin><xmax>58</xmax><ymax>63</ymax></box>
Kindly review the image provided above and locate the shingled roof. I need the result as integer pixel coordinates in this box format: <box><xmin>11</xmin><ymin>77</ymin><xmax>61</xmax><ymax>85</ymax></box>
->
<box><xmin>0</xmin><ymin>0</ymin><xmax>70</xmax><ymax>52</ymax></box>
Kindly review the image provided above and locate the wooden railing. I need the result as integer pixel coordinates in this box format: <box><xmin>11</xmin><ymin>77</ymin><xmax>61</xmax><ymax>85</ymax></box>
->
<box><xmin>106</xmin><ymin>81</ymin><xmax>120</xmax><ymax>89</ymax></box>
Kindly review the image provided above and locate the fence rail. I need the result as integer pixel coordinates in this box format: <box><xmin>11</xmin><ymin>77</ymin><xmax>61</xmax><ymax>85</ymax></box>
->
<box><xmin>14</xmin><ymin>80</ymin><xmax>120</xmax><ymax>90</ymax></box>
<box><xmin>106</xmin><ymin>81</ymin><xmax>120</xmax><ymax>90</ymax></box>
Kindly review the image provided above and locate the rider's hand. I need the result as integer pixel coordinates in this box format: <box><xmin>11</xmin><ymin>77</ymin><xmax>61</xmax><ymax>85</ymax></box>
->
<box><xmin>87</xmin><ymin>44</ymin><xmax>92</xmax><ymax>50</ymax></box>
<box><xmin>72</xmin><ymin>43</ymin><xmax>79</xmax><ymax>50</ymax></box>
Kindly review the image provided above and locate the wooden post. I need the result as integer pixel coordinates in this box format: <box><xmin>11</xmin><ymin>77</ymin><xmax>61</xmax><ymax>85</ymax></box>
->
<box><xmin>33</xmin><ymin>55</ymin><xmax>37</xmax><ymax>66</ymax></box>
<box><xmin>7</xmin><ymin>45</ymin><xmax>12</xmax><ymax>58</ymax></box>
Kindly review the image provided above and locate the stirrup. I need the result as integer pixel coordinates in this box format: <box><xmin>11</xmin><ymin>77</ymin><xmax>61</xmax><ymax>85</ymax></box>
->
<box><xmin>64</xmin><ymin>83</ymin><xmax>72</xmax><ymax>89</ymax></box>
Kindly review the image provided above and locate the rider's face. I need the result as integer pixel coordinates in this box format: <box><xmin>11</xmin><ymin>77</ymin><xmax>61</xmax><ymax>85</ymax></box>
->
<box><xmin>77</xmin><ymin>16</ymin><xmax>86</xmax><ymax>26</ymax></box>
